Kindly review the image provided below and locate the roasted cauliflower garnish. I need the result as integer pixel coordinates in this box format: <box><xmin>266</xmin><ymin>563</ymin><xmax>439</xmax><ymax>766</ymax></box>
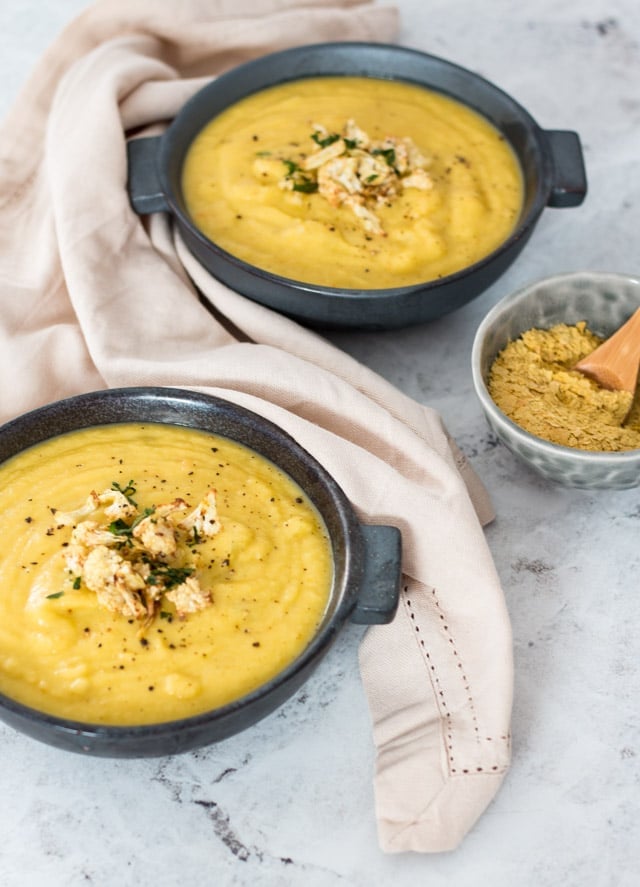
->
<box><xmin>53</xmin><ymin>483</ymin><xmax>222</xmax><ymax>627</ymax></box>
<box><xmin>53</xmin><ymin>491</ymin><xmax>101</xmax><ymax>526</ymax></box>
<box><xmin>69</xmin><ymin>520</ymin><xmax>120</xmax><ymax>549</ymax></box>
<box><xmin>165</xmin><ymin>576</ymin><xmax>212</xmax><ymax>618</ymax></box>
<box><xmin>54</xmin><ymin>488</ymin><xmax>137</xmax><ymax>526</ymax></box>
<box><xmin>131</xmin><ymin>500</ymin><xmax>188</xmax><ymax>559</ymax></box>
<box><xmin>82</xmin><ymin>546</ymin><xmax>148</xmax><ymax>620</ymax></box>
<box><xmin>178</xmin><ymin>489</ymin><xmax>221</xmax><ymax>539</ymax></box>
<box><xmin>278</xmin><ymin>119</ymin><xmax>432</xmax><ymax>235</ymax></box>
<box><xmin>99</xmin><ymin>489</ymin><xmax>138</xmax><ymax>520</ymax></box>
<box><xmin>65</xmin><ymin>520</ymin><xmax>120</xmax><ymax>574</ymax></box>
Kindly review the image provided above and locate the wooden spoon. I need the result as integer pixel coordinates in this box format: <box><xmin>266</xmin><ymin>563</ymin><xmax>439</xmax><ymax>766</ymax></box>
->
<box><xmin>574</xmin><ymin>307</ymin><xmax>640</xmax><ymax>392</ymax></box>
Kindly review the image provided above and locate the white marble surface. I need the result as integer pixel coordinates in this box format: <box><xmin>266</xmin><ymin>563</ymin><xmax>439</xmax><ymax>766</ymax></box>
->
<box><xmin>1</xmin><ymin>1</ymin><xmax>639</xmax><ymax>885</ymax></box>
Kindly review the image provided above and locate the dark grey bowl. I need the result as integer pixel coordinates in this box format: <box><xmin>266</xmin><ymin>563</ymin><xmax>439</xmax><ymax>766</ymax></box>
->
<box><xmin>126</xmin><ymin>41</ymin><xmax>587</xmax><ymax>330</ymax></box>
<box><xmin>0</xmin><ymin>387</ymin><xmax>401</xmax><ymax>756</ymax></box>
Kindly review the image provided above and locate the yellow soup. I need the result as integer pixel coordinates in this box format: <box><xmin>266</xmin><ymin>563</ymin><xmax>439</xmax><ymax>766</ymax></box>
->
<box><xmin>181</xmin><ymin>76</ymin><xmax>523</xmax><ymax>289</ymax></box>
<box><xmin>0</xmin><ymin>424</ymin><xmax>333</xmax><ymax>725</ymax></box>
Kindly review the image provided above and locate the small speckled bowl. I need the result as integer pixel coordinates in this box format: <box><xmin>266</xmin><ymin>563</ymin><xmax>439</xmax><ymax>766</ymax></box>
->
<box><xmin>471</xmin><ymin>271</ymin><xmax>640</xmax><ymax>489</ymax></box>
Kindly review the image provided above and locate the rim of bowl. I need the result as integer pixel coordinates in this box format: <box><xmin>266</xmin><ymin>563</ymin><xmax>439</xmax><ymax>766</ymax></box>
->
<box><xmin>160</xmin><ymin>41</ymin><xmax>552</xmax><ymax>301</ymax></box>
<box><xmin>0</xmin><ymin>386</ymin><xmax>362</xmax><ymax>740</ymax></box>
<box><xmin>471</xmin><ymin>270</ymin><xmax>640</xmax><ymax>464</ymax></box>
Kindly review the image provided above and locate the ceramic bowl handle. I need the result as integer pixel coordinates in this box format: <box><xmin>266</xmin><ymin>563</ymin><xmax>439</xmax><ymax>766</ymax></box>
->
<box><xmin>350</xmin><ymin>524</ymin><xmax>402</xmax><ymax>625</ymax></box>
<box><xmin>544</xmin><ymin>130</ymin><xmax>587</xmax><ymax>208</ymax></box>
<box><xmin>126</xmin><ymin>136</ymin><xmax>170</xmax><ymax>215</ymax></box>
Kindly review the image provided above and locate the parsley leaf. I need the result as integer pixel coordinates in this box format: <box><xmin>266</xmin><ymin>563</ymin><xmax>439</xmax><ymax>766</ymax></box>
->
<box><xmin>108</xmin><ymin>507</ymin><xmax>155</xmax><ymax>538</ymax></box>
<box><xmin>292</xmin><ymin>180</ymin><xmax>319</xmax><ymax>193</ymax></box>
<box><xmin>311</xmin><ymin>132</ymin><xmax>340</xmax><ymax>149</ymax></box>
<box><xmin>372</xmin><ymin>147</ymin><xmax>398</xmax><ymax>172</ymax></box>
<box><xmin>145</xmin><ymin>564</ymin><xmax>194</xmax><ymax>590</ymax></box>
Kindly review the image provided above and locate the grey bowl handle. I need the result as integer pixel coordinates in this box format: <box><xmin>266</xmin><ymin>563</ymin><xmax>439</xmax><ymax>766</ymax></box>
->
<box><xmin>544</xmin><ymin>130</ymin><xmax>587</xmax><ymax>208</ymax></box>
<box><xmin>126</xmin><ymin>136</ymin><xmax>170</xmax><ymax>215</ymax></box>
<box><xmin>350</xmin><ymin>524</ymin><xmax>402</xmax><ymax>625</ymax></box>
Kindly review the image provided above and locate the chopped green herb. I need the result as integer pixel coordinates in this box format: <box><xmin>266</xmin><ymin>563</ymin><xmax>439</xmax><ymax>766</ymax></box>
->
<box><xmin>108</xmin><ymin>507</ymin><xmax>155</xmax><ymax>538</ymax></box>
<box><xmin>111</xmin><ymin>480</ymin><xmax>138</xmax><ymax>506</ymax></box>
<box><xmin>145</xmin><ymin>564</ymin><xmax>194</xmax><ymax>590</ymax></box>
<box><xmin>372</xmin><ymin>147</ymin><xmax>397</xmax><ymax>169</ymax></box>
<box><xmin>46</xmin><ymin>591</ymin><xmax>64</xmax><ymax>600</ymax></box>
<box><xmin>72</xmin><ymin>576</ymin><xmax>82</xmax><ymax>590</ymax></box>
<box><xmin>311</xmin><ymin>132</ymin><xmax>340</xmax><ymax>149</ymax></box>
<box><xmin>292</xmin><ymin>180</ymin><xmax>318</xmax><ymax>194</ymax></box>
<box><xmin>108</xmin><ymin>518</ymin><xmax>130</xmax><ymax>536</ymax></box>
<box><xmin>281</xmin><ymin>158</ymin><xmax>319</xmax><ymax>195</ymax></box>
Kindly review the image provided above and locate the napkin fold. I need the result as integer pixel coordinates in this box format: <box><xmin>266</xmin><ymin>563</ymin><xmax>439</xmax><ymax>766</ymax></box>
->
<box><xmin>0</xmin><ymin>0</ymin><xmax>513</xmax><ymax>853</ymax></box>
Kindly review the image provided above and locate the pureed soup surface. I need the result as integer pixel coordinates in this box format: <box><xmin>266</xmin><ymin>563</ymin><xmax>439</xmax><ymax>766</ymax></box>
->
<box><xmin>181</xmin><ymin>76</ymin><xmax>523</xmax><ymax>289</ymax></box>
<box><xmin>0</xmin><ymin>423</ymin><xmax>333</xmax><ymax>725</ymax></box>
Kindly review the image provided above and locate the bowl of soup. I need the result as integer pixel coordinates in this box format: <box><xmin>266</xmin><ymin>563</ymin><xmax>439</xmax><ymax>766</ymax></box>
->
<box><xmin>126</xmin><ymin>42</ymin><xmax>587</xmax><ymax>329</ymax></box>
<box><xmin>0</xmin><ymin>387</ymin><xmax>401</xmax><ymax>756</ymax></box>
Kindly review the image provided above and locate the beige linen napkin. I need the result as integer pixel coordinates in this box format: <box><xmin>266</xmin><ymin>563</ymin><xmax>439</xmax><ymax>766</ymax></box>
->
<box><xmin>0</xmin><ymin>0</ymin><xmax>512</xmax><ymax>853</ymax></box>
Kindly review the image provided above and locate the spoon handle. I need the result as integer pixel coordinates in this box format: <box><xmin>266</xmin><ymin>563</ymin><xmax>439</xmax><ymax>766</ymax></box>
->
<box><xmin>574</xmin><ymin>307</ymin><xmax>640</xmax><ymax>393</ymax></box>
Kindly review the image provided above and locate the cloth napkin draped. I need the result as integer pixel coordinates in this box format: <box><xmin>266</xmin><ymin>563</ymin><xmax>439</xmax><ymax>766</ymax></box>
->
<box><xmin>0</xmin><ymin>0</ymin><xmax>513</xmax><ymax>853</ymax></box>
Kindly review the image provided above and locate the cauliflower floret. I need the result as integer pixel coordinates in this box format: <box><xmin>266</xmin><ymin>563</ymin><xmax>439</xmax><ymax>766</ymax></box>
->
<box><xmin>318</xmin><ymin>156</ymin><xmax>362</xmax><ymax>197</ymax></box>
<box><xmin>53</xmin><ymin>491</ymin><xmax>101</xmax><ymax>526</ymax></box>
<box><xmin>54</xmin><ymin>488</ymin><xmax>138</xmax><ymax>526</ymax></box>
<box><xmin>165</xmin><ymin>576</ymin><xmax>212</xmax><ymax>618</ymax></box>
<box><xmin>64</xmin><ymin>546</ymin><xmax>86</xmax><ymax>576</ymax></box>
<box><xmin>64</xmin><ymin>519</ymin><xmax>120</xmax><ymax>573</ymax></box>
<box><xmin>381</xmin><ymin>137</ymin><xmax>408</xmax><ymax>174</ymax></box>
<box><xmin>302</xmin><ymin>138</ymin><xmax>346</xmax><ymax>171</ymax></box>
<box><xmin>82</xmin><ymin>546</ymin><xmax>148</xmax><ymax>620</ymax></box>
<box><xmin>131</xmin><ymin>499</ymin><xmax>188</xmax><ymax>559</ymax></box>
<box><xmin>344</xmin><ymin>118</ymin><xmax>370</xmax><ymax>149</ymax></box>
<box><xmin>178</xmin><ymin>490</ymin><xmax>221</xmax><ymax>539</ymax></box>
<box><xmin>132</xmin><ymin>513</ymin><xmax>177</xmax><ymax>559</ymax></box>
<box><xmin>310</xmin><ymin>122</ymin><xmax>330</xmax><ymax>140</ymax></box>
<box><xmin>401</xmin><ymin>168</ymin><xmax>433</xmax><ymax>191</ymax></box>
<box><xmin>98</xmin><ymin>489</ymin><xmax>138</xmax><ymax>520</ymax></box>
<box><xmin>346</xmin><ymin>197</ymin><xmax>385</xmax><ymax>236</ymax></box>
<box><xmin>357</xmin><ymin>152</ymin><xmax>394</xmax><ymax>187</ymax></box>
<box><xmin>70</xmin><ymin>520</ymin><xmax>119</xmax><ymax>548</ymax></box>
<box><xmin>402</xmin><ymin>136</ymin><xmax>430</xmax><ymax>170</ymax></box>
